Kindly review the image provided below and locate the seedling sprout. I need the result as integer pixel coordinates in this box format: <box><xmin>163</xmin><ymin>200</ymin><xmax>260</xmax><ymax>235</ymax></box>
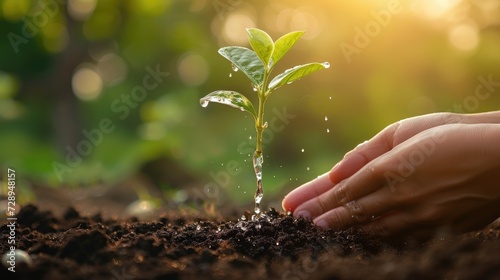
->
<box><xmin>200</xmin><ymin>28</ymin><xmax>330</xmax><ymax>219</ymax></box>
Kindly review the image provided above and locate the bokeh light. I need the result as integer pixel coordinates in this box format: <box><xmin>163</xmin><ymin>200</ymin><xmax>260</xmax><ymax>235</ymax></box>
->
<box><xmin>68</xmin><ymin>0</ymin><xmax>97</xmax><ymax>21</ymax></box>
<box><xmin>448</xmin><ymin>22</ymin><xmax>480</xmax><ymax>52</ymax></box>
<box><xmin>177</xmin><ymin>52</ymin><xmax>209</xmax><ymax>86</ymax></box>
<box><xmin>42</xmin><ymin>22</ymin><xmax>69</xmax><ymax>53</ymax></box>
<box><xmin>72</xmin><ymin>65</ymin><xmax>103</xmax><ymax>101</ymax></box>
<box><xmin>221</xmin><ymin>11</ymin><xmax>256</xmax><ymax>45</ymax></box>
<box><xmin>96</xmin><ymin>53</ymin><xmax>127</xmax><ymax>86</ymax></box>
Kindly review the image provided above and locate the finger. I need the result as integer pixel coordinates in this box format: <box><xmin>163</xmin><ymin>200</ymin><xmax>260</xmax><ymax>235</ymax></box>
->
<box><xmin>282</xmin><ymin>172</ymin><xmax>334</xmax><ymax>212</ymax></box>
<box><xmin>329</xmin><ymin>125</ymin><xmax>396</xmax><ymax>183</ymax></box>
<box><xmin>310</xmin><ymin>185</ymin><xmax>401</xmax><ymax>228</ymax></box>
<box><xmin>294</xmin><ymin>162</ymin><xmax>387</xmax><ymax>220</ymax></box>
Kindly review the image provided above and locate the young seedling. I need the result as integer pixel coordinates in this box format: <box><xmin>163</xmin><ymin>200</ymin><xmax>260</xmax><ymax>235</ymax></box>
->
<box><xmin>200</xmin><ymin>28</ymin><xmax>330</xmax><ymax>219</ymax></box>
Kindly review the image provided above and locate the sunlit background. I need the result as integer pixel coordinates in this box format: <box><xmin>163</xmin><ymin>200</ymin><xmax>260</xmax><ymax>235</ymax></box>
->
<box><xmin>0</xmin><ymin>0</ymin><xmax>499</xmax><ymax>211</ymax></box>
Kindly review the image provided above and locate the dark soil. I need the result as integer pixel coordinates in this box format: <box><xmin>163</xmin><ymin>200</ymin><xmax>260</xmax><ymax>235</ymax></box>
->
<box><xmin>2</xmin><ymin>204</ymin><xmax>500</xmax><ymax>280</ymax></box>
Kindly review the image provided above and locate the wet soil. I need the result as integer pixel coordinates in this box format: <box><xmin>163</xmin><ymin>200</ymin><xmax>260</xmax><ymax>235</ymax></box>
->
<box><xmin>1</xmin><ymin>204</ymin><xmax>500</xmax><ymax>280</ymax></box>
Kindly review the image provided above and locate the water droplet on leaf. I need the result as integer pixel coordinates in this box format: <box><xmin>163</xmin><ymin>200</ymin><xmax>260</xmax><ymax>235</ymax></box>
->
<box><xmin>231</xmin><ymin>64</ymin><xmax>239</xmax><ymax>72</ymax></box>
<box><xmin>323</xmin><ymin>62</ymin><xmax>330</xmax><ymax>68</ymax></box>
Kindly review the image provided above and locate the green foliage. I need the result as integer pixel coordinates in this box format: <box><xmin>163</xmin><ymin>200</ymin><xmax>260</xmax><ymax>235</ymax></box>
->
<box><xmin>200</xmin><ymin>90</ymin><xmax>257</xmax><ymax>118</ymax></box>
<box><xmin>200</xmin><ymin>28</ymin><xmax>330</xmax><ymax>119</ymax></box>
<box><xmin>200</xmin><ymin>28</ymin><xmax>329</xmax><ymax>209</ymax></box>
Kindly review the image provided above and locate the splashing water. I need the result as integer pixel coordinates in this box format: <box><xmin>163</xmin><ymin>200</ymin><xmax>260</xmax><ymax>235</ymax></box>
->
<box><xmin>252</xmin><ymin>152</ymin><xmax>264</xmax><ymax>220</ymax></box>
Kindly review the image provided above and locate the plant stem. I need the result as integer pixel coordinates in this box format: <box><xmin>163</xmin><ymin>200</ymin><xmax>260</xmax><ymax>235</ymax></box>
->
<box><xmin>252</xmin><ymin>82</ymin><xmax>268</xmax><ymax>219</ymax></box>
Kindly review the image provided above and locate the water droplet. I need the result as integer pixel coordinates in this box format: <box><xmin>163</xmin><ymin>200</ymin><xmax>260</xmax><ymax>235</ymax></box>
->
<box><xmin>324</xmin><ymin>116</ymin><xmax>328</xmax><ymax>121</ymax></box>
<box><xmin>237</xmin><ymin>185</ymin><xmax>240</xmax><ymax>189</ymax></box>
<box><xmin>306</xmin><ymin>167</ymin><xmax>310</xmax><ymax>171</ymax></box>
<box><xmin>252</xmin><ymin>84</ymin><xmax>258</xmax><ymax>92</ymax></box>
<box><xmin>329</xmin><ymin>96</ymin><xmax>332</xmax><ymax>100</ymax></box>
<box><xmin>327</xmin><ymin>129</ymin><xmax>330</xmax><ymax>133</ymax></box>
<box><xmin>200</xmin><ymin>100</ymin><xmax>209</xmax><ymax>107</ymax></box>
<box><xmin>255</xmin><ymin>224</ymin><xmax>261</xmax><ymax>230</ymax></box>
<box><xmin>196</xmin><ymin>225</ymin><xmax>201</xmax><ymax>231</ymax></box>
<box><xmin>323</xmin><ymin>62</ymin><xmax>331</xmax><ymax>68</ymax></box>
<box><xmin>249</xmin><ymin>135</ymin><xmax>252</xmax><ymax>140</ymax></box>
<box><xmin>229</xmin><ymin>73</ymin><xmax>232</xmax><ymax>78</ymax></box>
<box><xmin>276</xmin><ymin>242</ymin><xmax>280</xmax><ymax>246</ymax></box>
<box><xmin>231</xmin><ymin>64</ymin><xmax>239</xmax><ymax>72</ymax></box>
<box><xmin>301</xmin><ymin>148</ymin><xmax>305</xmax><ymax>152</ymax></box>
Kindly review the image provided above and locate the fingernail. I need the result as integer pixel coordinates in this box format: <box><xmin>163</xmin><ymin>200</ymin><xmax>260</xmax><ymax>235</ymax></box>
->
<box><xmin>315</xmin><ymin>220</ymin><xmax>329</xmax><ymax>229</ymax></box>
<box><xmin>295</xmin><ymin>210</ymin><xmax>311</xmax><ymax>219</ymax></box>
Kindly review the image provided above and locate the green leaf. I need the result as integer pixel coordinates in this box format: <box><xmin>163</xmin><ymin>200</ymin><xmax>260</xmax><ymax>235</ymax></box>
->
<box><xmin>218</xmin><ymin>46</ymin><xmax>265</xmax><ymax>86</ymax></box>
<box><xmin>268</xmin><ymin>62</ymin><xmax>330</xmax><ymax>92</ymax></box>
<box><xmin>246</xmin><ymin>28</ymin><xmax>274</xmax><ymax>69</ymax></box>
<box><xmin>200</xmin><ymin>90</ymin><xmax>257</xmax><ymax>118</ymax></box>
<box><xmin>271</xmin><ymin>31</ymin><xmax>305</xmax><ymax>68</ymax></box>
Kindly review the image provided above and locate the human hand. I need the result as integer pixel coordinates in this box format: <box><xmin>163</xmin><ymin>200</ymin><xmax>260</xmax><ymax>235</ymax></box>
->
<box><xmin>282</xmin><ymin>113</ymin><xmax>500</xmax><ymax>237</ymax></box>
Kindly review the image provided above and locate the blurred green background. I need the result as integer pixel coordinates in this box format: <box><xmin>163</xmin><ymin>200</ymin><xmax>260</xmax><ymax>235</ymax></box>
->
<box><xmin>0</xmin><ymin>0</ymin><xmax>499</xmax><ymax>208</ymax></box>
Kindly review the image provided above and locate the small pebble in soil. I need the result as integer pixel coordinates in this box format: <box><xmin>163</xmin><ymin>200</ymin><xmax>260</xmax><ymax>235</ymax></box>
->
<box><xmin>2</xmin><ymin>249</ymin><xmax>33</xmax><ymax>270</ymax></box>
<box><xmin>124</xmin><ymin>200</ymin><xmax>156</xmax><ymax>221</ymax></box>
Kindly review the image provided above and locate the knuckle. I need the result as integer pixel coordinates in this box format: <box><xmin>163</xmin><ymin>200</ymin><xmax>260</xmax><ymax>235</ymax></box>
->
<box><xmin>331</xmin><ymin>182</ymin><xmax>350</xmax><ymax>206</ymax></box>
<box><xmin>317</xmin><ymin>193</ymin><xmax>335</xmax><ymax>213</ymax></box>
<box><xmin>441</xmin><ymin>112</ymin><xmax>463</xmax><ymax>124</ymax></box>
<box><xmin>345</xmin><ymin>200</ymin><xmax>368</xmax><ymax>222</ymax></box>
<box><xmin>326</xmin><ymin>210</ymin><xmax>348</xmax><ymax>228</ymax></box>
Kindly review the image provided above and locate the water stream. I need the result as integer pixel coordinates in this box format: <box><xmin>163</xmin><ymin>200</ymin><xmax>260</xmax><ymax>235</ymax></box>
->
<box><xmin>252</xmin><ymin>152</ymin><xmax>264</xmax><ymax>220</ymax></box>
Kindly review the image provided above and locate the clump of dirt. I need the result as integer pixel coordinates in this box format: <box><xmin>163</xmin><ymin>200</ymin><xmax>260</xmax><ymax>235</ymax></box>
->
<box><xmin>1</xmin><ymin>204</ymin><xmax>500</xmax><ymax>280</ymax></box>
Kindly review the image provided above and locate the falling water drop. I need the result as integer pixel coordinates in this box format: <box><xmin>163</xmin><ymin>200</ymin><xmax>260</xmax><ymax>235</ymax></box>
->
<box><xmin>229</xmin><ymin>73</ymin><xmax>232</xmax><ymax>78</ymax></box>
<box><xmin>327</xmin><ymin>128</ymin><xmax>330</xmax><ymax>133</ymax></box>
<box><xmin>249</xmin><ymin>135</ymin><xmax>252</xmax><ymax>140</ymax></box>
<box><xmin>301</xmin><ymin>148</ymin><xmax>305</xmax><ymax>153</ymax></box>
<box><xmin>306</xmin><ymin>167</ymin><xmax>310</xmax><ymax>171</ymax></box>
<box><xmin>329</xmin><ymin>96</ymin><xmax>332</xmax><ymax>100</ymax></box>
<box><xmin>324</xmin><ymin>116</ymin><xmax>328</xmax><ymax>121</ymax></box>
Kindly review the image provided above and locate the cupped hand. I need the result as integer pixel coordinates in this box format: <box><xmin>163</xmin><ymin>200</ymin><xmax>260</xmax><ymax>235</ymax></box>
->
<box><xmin>282</xmin><ymin>112</ymin><xmax>500</xmax><ymax>237</ymax></box>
